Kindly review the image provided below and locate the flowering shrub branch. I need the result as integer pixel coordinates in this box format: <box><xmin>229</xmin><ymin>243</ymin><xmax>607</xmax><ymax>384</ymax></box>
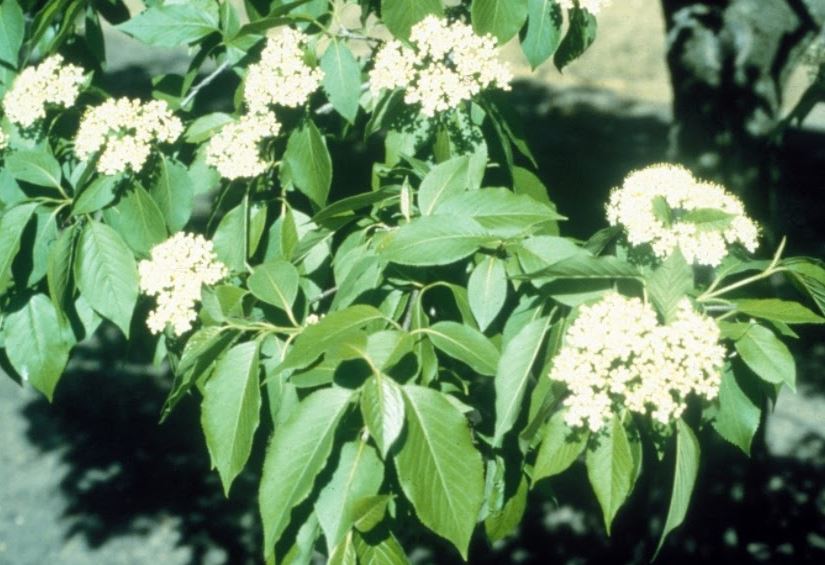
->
<box><xmin>0</xmin><ymin>0</ymin><xmax>823</xmax><ymax>562</ymax></box>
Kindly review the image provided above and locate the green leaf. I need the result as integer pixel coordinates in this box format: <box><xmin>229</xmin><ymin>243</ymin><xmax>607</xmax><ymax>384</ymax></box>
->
<box><xmin>259</xmin><ymin>387</ymin><xmax>352</xmax><ymax>561</ymax></box>
<box><xmin>5</xmin><ymin>149</ymin><xmax>63</xmax><ymax>189</ymax></box>
<box><xmin>378</xmin><ymin>216</ymin><xmax>494</xmax><ymax>266</ymax></box>
<box><xmin>328</xmin><ymin>532</ymin><xmax>358</xmax><ymax>565</ymax></box>
<box><xmin>353</xmin><ymin>531</ymin><xmax>409</xmax><ymax>564</ymax></box>
<box><xmin>471</xmin><ymin>0</ymin><xmax>529</xmax><ymax>43</ymax></box>
<box><xmin>655</xmin><ymin>419</ymin><xmax>700</xmax><ymax>556</ymax></box>
<box><xmin>418</xmin><ymin>156</ymin><xmax>470</xmax><ymax>216</ymax></box>
<box><xmin>554</xmin><ymin>7</ymin><xmax>597</xmax><ymax>71</ymax></box>
<box><xmin>150</xmin><ymin>155</ymin><xmax>194</xmax><ymax>232</ymax></box>
<box><xmin>533</xmin><ymin>410</ymin><xmax>589</xmax><ymax>482</ymax></box>
<box><xmin>0</xmin><ymin>202</ymin><xmax>38</xmax><ymax>293</ymax></box>
<box><xmin>783</xmin><ymin>258</ymin><xmax>825</xmax><ymax>316</ymax></box>
<box><xmin>647</xmin><ymin>249</ymin><xmax>693</xmax><ymax>323</ymax></box>
<box><xmin>75</xmin><ymin>222</ymin><xmax>139</xmax><ymax>337</ymax></box>
<box><xmin>103</xmin><ymin>184</ymin><xmax>168</xmax><ymax>256</ymax></box>
<box><xmin>212</xmin><ymin>203</ymin><xmax>246</xmax><ymax>272</ymax></box>
<box><xmin>3</xmin><ymin>294</ymin><xmax>73</xmax><ymax>400</ymax></box>
<box><xmin>73</xmin><ymin>175</ymin><xmax>120</xmax><ymax>215</ymax></box>
<box><xmin>0</xmin><ymin>0</ymin><xmax>24</xmax><ymax>67</ymax></box>
<box><xmin>468</xmin><ymin>256</ymin><xmax>508</xmax><ymax>331</ymax></box>
<box><xmin>712</xmin><ymin>368</ymin><xmax>761</xmax><ymax>455</ymax></box>
<box><xmin>681</xmin><ymin>208</ymin><xmax>735</xmax><ymax>230</ymax></box>
<box><xmin>521</xmin><ymin>254</ymin><xmax>641</xmax><ymax>280</ymax></box>
<box><xmin>184</xmin><ymin>112</ymin><xmax>234</xmax><ymax>143</ymax></box>
<box><xmin>435</xmin><ymin>188</ymin><xmax>565</xmax><ymax>237</ymax></box>
<box><xmin>381</xmin><ymin>0</ymin><xmax>442</xmax><ymax>39</ymax></box>
<box><xmin>351</xmin><ymin>495</ymin><xmax>391</xmax><ymax>533</ymax></box>
<box><xmin>734</xmin><ymin>324</ymin><xmax>795</xmax><ymax>391</ymax></box>
<box><xmin>321</xmin><ymin>40</ymin><xmax>362</xmax><ymax>123</ymax></box>
<box><xmin>493</xmin><ymin>316</ymin><xmax>551</xmax><ymax>446</ymax></box>
<box><xmin>484</xmin><ymin>474</ymin><xmax>528</xmax><ymax>542</ymax></box>
<box><xmin>586</xmin><ymin>415</ymin><xmax>639</xmax><ymax>534</ymax></box>
<box><xmin>425</xmin><ymin>321</ymin><xmax>500</xmax><ymax>376</ymax></box>
<box><xmin>46</xmin><ymin>226</ymin><xmax>77</xmax><ymax>316</ymax></box>
<box><xmin>395</xmin><ymin>385</ymin><xmax>484</xmax><ymax>559</ymax></box>
<box><xmin>361</xmin><ymin>375</ymin><xmax>405</xmax><ymax>458</ymax></box>
<box><xmin>248</xmin><ymin>259</ymin><xmax>299</xmax><ymax>313</ymax></box>
<box><xmin>651</xmin><ymin>195</ymin><xmax>672</xmax><ymax>226</ymax></box>
<box><xmin>117</xmin><ymin>3</ymin><xmax>220</xmax><ymax>47</ymax></box>
<box><xmin>281</xmin><ymin>305</ymin><xmax>386</xmax><ymax>371</ymax></box>
<box><xmin>315</xmin><ymin>441</ymin><xmax>384</xmax><ymax>550</ymax></box>
<box><xmin>521</xmin><ymin>0</ymin><xmax>563</xmax><ymax>68</ymax></box>
<box><xmin>284</xmin><ymin>119</ymin><xmax>332</xmax><ymax>208</ymax></box>
<box><xmin>201</xmin><ymin>341</ymin><xmax>261</xmax><ymax>495</ymax></box>
<box><xmin>732</xmin><ymin>298</ymin><xmax>824</xmax><ymax>325</ymax></box>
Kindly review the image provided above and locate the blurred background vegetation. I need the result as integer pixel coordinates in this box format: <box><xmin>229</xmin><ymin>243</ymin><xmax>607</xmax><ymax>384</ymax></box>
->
<box><xmin>0</xmin><ymin>1</ymin><xmax>824</xmax><ymax>563</ymax></box>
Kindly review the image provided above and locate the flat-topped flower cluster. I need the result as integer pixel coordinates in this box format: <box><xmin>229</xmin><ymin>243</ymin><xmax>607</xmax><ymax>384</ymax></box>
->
<box><xmin>2</xmin><ymin>55</ymin><xmax>85</xmax><ymax>128</ymax></box>
<box><xmin>606</xmin><ymin>163</ymin><xmax>759</xmax><ymax>267</ymax></box>
<box><xmin>549</xmin><ymin>293</ymin><xmax>726</xmax><ymax>433</ymax></box>
<box><xmin>138</xmin><ymin>233</ymin><xmax>228</xmax><ymax>336</ymax></box>
<box><xmin>369</xmin><ymin>16</ymin><xmax>511</xmax><ymax>117</ymax></box>
<box><xmin>74</xmin><ymin>98</ymin><xmax>183</xmax><ymax>175</ymax></box>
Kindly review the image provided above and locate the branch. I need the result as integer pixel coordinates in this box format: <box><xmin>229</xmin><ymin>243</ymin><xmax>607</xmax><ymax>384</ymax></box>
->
<box><xmin>181</xmin><ymin>61</ymin><xmax>230</xmax><ymax>108</ymax></box>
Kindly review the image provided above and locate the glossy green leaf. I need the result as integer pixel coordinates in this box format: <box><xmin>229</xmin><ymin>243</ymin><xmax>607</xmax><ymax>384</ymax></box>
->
<box><xmin>353</xmin><ymin>531</ymin><xmax>409</xmax><ymax>564</ymax></box>
<box><xmin>381</xmin><ymin>0</ymin><xmax>442</xmax><ymax>39</ymax></box>
<box><xmin>533</xmin><ymin>410</ymin><xmax>589</xmax><ymax>482</ymax></box>
<box><xmin>117</xmin><ymin>2</ymin><xmax>220</xmax><ymax>47</ymax></box>
<box><xmin>586</xmin><ymin>415</ymin><xmax>639</xmax><ymax>534</ymax></box>
<box><xmin>212</xmin><ymin>203</ymin><xmax>246</xmax><ymax>272</ymax></box>
<box><xmin>259</xmin><ymin>387</ymin><xmax>352</xmax><ymax>562</ymax></box>
<box><xmin>360</xmin><ymin>375</ymin><xmax>405</xmax><ymax>458</ymax></box>
<box><xmin>184</xmin><ymin>112</ymin><xmax>234</xmax><ymax>143</ymax></box>
<box><xmin>321</xmin><ymin>40</ymin><xmax>362</xmax><ymax>123</ymax></box>
<box><xmin>73</xmin><ymin>176</ymin><xmax>120</xmax><ymax>215</ymax></box>
<box><xmin>378</xmin><ymin>216</ymin><xmax>494</xmax><ymax>266</ymax></box>
<box><xmin>3</xmin><ymin>294</ymin><xmax>73</xmax><ymax>400</ymax></box>
<box><xmin>248</xmin><ymin>259</ymin><xmax>299</xmax><ymax>313</ymax></box>
<box><xmin>202</xmin><ymin>341</ymin><xmax>261</xmax><ymax>495</ymax></box>
<box><xmin>493</xmin><ymin>316</ymin><xmax>551</xmax><ymax>446</ymax></box>
<box><xmin>655</xmin><ymin>419</ymin><xmax>700</xmax><ymax>555</ymax></box>
<box><xmin>284</xmin><ymin>119</ymin><xmax>332</xmax><ymax>208</ymax></box>
<box><xmin>151</xmin><ymin>155</ymin><xmax>194</xmax><ymax>232</ymax></box>
<box><xmin>418</xmin><ymin>156</ymin><xmax>470</xmax><ymax>216</ymax></box>
<box><xmin>328</xmin><ymin>532</ymin><xmax>357</xmax><ymax>565</ymax></box>
<box><xmin>46</xmin><ymin>225</ymin><xmax>77</xmax><ymax>316</ymax></box>
<box><xmin>0</xmin><ymin>0</ymin><xmax>24</xmax><ymax>67</ymax></box>
<box><xmin>647</xmin><ymin>249</ymin><xmax>693</xmax><ymax>323</ymax></box>
<box><xmin>521</xmin><ymin>253</ymin><xmax>640</xmax><ymax>280</ymax></box>
<box><xmin>425</xmin><ymin>321</ymin><xmax>500</xmax><ymax>376</ymax></box>
<box><xmin>734</xmin><ymin>324</ymin><xmax>795</xmax><ymax>390</ymax></box>
<box><xmin>395</xmin><ymin>385</ymin><xmax>484</xmax><ymax>559</ymax></box>
<box><xmin>5</xmin><ymin>149</ymin><xmax>62</xmax><ymax>189</ymax></box>
<box><xmin>521</xmin><ymin>0</ymin><xmax>563</xmax><ymax>68</ymax></box>
<box><xmin>103</xmin><ymin>184</ymin><xmax>168</xmax><ymax>256</ymax></box>
<box><xmin>0</xmin><ymin>202</ymin><xmax>38</xmax><ymax>292</ymax></box>
<box><xmin>471</xmin><ymin>0</ymin><xmax>529</xmax><ymax>43</ymax></box>
<box><xmin>315</xmin><ymin>441</ymin><xmax>383</xmax><ymax>550</ymax></box>
<box><xmin>554</xmin><ymin>7</ymin><xmax>597</xmax><ymax>71</ymax></box>
<box><xmin>468</xmin><ymin>256</ymin><xmax>508</xmax><ymax>331</ymax></box>
<box><xmin>783</xmin><ymin>258</ymin><xmax>825</xmax><ymax>316</ymax></box>
<box><xmin>712</xmin><ymin>368</ymin><xmax>761</xmax><ymax>455</ymax></box>
<box><xmin>484</xmin><ymin>474</ymin><xmax>528</xmax><ymax>542</ymax></box>
<box><xmin>75</xmin><ymin>222</ymin><xmax>139</xmax><ymax>337</ymax></box>
<box><xmin>732</xmin><ymin>298</ymin><xmax>825</xmax><ymax>325</ymax></box>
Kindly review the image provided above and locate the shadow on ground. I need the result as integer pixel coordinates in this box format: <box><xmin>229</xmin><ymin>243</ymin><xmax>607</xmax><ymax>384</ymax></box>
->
<box><xmin>10</xmin><ymin>78</ymin><xmax>825</xmax><ymax>564</ymax></box>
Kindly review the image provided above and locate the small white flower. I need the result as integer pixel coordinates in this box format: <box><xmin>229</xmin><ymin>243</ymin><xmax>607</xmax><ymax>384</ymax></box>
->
<box><xmin>369</xmin><ymin>16</ymin><xmax>511</xmax><ymax>117</ymax></box>
<box><xmin>205</xmin><ymin>111</ymin><xmax>281</xmax><ymax>180</ymax></box>
<box><xmin>74</xmin><ymin>98</ymin><xmax>183</xmax><ymax>175</ymax></box>
<box><xmin>606</xmin><ymin>163</ymin><xmax>759</xmax><ymax>267</ymax></box>
<box><xmin>244</xmin><ymin>28</ymin><xmax>324</xmax><ymax>112</ymax></box>
<box><xmin>549</xmin><ymin>293</ymin><xmax>726</xmax><ymax>433</ymax></box>
<box><xmin>138</xmin><ymin>233</ymin><xmax>228</xmax><ymax>336</ymax></box>
<box><xmin>2</xmin><ymin>55</ymin><xmax>85</xmax><ymax>128</ymax></box>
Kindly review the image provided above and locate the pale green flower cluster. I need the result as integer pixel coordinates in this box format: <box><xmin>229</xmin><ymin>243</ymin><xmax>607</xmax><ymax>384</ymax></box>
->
<box><xmin>606</xmin><ymin>163</ymin><xmax>759</xmax><ymax>267</ymax></box>
<box><xmin>139</xmin><ymin>233</ymin><xmax>228</xmax><ymax>336</ymax></box>
<box><xmin>549</xmin><ymin>293</ymin><xmax>726</xmax><ymax>433</ymax></box>
<box><xmin>369</xmin><ymin>16</ymin><xmax>511</xmax><ymax>117</ymax></box>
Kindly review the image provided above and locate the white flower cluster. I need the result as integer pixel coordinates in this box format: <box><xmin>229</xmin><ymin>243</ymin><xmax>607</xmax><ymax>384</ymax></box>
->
<box><xmin>606</xmin><ymin>163</ymin><xmax>759</xmax><ymax>267</ymax></box>
<box><xmin>2</xmin><ymin>55</ymin><xmax>85</xmax><ymax>128</ymax></box>
<box><xmin>369</xmin><ymin>16</ymin><xmax>512</xmax><ymax>117</ymax></box>
<box><xmin>549</xmin><ymin>293</ymin><xmax>726</xmax><ymax>433</ymax></box>
<box><xmin>206</xmin><ymin>111</ymin><xmax>281</xmax><ymax>179</ymax></box>
<box><xmin>74</xmin><ymin>98</ymin><xmax>183</xmax><ymax>175</ymax></box>
<box><xmin>244</xmin><ymin>28</ymin><xmax>324</xmax><ymax>112</ymax></box>
<box><xmin>558</xmin><ymin>0</ymin><xmax>613</xmax><ymax>15</ymax></box>
<box><xmin>139</xmin><ymin>233</ymin><xmax>228</xmax><ymax>336</ymax></box>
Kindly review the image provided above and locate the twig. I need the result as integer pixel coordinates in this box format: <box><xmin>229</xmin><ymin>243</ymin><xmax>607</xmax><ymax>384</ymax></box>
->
<box><xmin>181</xmin><ymin>61</ymin><xmax>230</xmax><ymax>108</ymax></box>
<box><xmin>310</xmin><ymin>286</ymin><xmax>338</xmax><ymax>305</ymax></box>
